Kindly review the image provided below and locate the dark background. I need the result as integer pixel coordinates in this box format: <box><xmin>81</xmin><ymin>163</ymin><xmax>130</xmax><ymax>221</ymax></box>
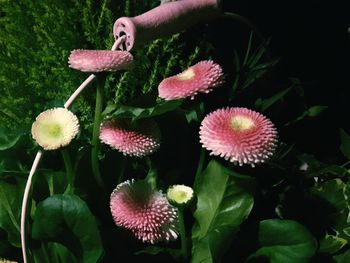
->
<box><xmin>219</xmin><ymin>0</ymin><xmax>350</xmax><ymax>159</ymax></box>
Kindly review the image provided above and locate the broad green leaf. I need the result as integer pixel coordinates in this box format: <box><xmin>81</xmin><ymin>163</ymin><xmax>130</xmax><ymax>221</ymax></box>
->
<box><xmin>255</xmin><ymin>87</ymin><xmax>291</xmax><ymax>112</ymax></box>
<box><xmin>102</xmin><ymin>100</ymin><xmax>183</xmax><ymax>121</ymax></box>
<box><xmin>32</xmin><ymin>242</ymin><xmax>78</xmax><ymax>263</ymax></box>
<box><xmin>0</xmin><ymin>128</ymin><xmax>23</xmax><ymax>151</ymax></box>
<box><xmin>319</xmin><ymin>234</ymin><xmax>347</xmax><ymax>254</ymax></box>
<box><xmin>32</xmin><ymin>194</ymin><xmax>103</xmax><ymax>263</ymax></box>
<box><xmin>0</xmin><ymin>181</ymin><xmax>22</xmax><ymax>247</ymax></box>
<box><xmin>191</xmin><ymin>160</ymin><xmax>255</xmax><ymax>263</ymax></box>
<box><xmin>340</xmin><ymin>129</ymin><xmax>350</xmax><ymax>160</ymax></box>
<box><xmin>310</xmin><ymin>179</ymin><xmax>347</xmax><ymax>213</ymax></box>
<box><xmin>310</xmin><ymin>179</ymin><xmax>350</xmax><ymax>242</ymax></box>
<box><xmin>307</xmin><ymin>105</ymin><xmax>328</xmax><ymax>117</ymax></box>
<box><xmin>334</xmin><ymin>249</ymin><xmax>350</xmax><ymax>263</ymax></box>
<box><xmin>249</xmin><ymin>219</ymin><xmax>317</xmax><ymax>263</ymax></box>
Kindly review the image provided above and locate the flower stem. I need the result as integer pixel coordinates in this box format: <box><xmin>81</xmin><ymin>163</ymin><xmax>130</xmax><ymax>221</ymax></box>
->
<box><xmin>91</xmin><ymin>79</ymin><xmax>105</xmax><ymax>189</ymax></box>
<box><xmin>178</xmin><ymin>208</ymin><xmax>188</xmax><ymax>261</ymax></box>
<box><xmin>117</xmin><ymin>156</ymin><xmax>127</xmax><ymax>184</ymax></box>
<box><xmin>193</xmin><ymin>148</ymin><xmax>205</xmax><ymax>191</ymax></box>
<box><xmin>61</xmin><ymin>149</ymin><xmax>75</xmax><ymax>193</ymax></box>
<box><xmin>21</xmin><ymin>150</ymin><xmax>43</xmax><ymax>263</ymax></box>
<box><xmin>64</xmin><ymin>74</ymin><xmax>96</xmax><ymax>109</ymax></box>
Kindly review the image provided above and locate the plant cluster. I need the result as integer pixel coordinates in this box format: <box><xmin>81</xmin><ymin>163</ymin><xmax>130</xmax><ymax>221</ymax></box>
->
<box><xmin>1</xmin><ymin>1</ymin><xmax>350</xmax><ymax>263</ymax></box>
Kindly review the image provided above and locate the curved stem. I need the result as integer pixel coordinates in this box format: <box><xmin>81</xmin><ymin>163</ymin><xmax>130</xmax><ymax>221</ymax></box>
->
<box><xmin>21</xmin><ymin>150</ymin><xmax>43</xmax><ymax>263</ymax></box>
<box><xmin>64</xmin><ymin>74</ymin><xmax>96</xmax><ymax>109</ymax></box>
<box><xmin>178</xmin><ymin>208</ymin><xmax>188</xmax><ymax>261</ymax></box>
<box><xmin>20</xmin><ymin>37</ymin><xmax>126</xmax><ymax>263</ymax></box>
<box><xmin>91</xmin><ymin>79</ymin><xmax>105</xmax><ymax>189</ymax></box>
<box><xmin>61</xmin><ymin>149</ymin><xmax>75</xmax><ymax>194</ymax></box>
<box><xmin>111</xmin><ymin>35</ymin><xmax>126</xmax><ymax>51</ymax></box>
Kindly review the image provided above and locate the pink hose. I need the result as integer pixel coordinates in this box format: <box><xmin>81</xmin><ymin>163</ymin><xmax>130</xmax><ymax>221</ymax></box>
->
<box><xmin>113</xmin><ymin>0</ymin><xmax>221</xmax><ymax>50</ymax></box>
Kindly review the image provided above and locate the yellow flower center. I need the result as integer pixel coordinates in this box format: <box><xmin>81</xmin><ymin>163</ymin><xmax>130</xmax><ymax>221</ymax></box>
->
<box><xmin>177</xmin><ymin>68</ymin><xmax>195</xmax><ymax>81</ymax></box>
<box><xmin>44</xmin><ymin>123</ymin><xmax>62</xmax><ymax>138</ymax></box>
<box><xmin>172</xmin><ymin>191</ymin><xmax>187</xmax><ymax>203</ymax></box>
<box><xmin>231</xmin><ymin>115</ymin><xmax>255</xmax><ymax>131</ymax></box>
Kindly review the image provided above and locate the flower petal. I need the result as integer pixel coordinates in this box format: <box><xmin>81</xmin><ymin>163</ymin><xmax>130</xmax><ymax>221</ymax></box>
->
<box><xmin>110</xmin><ymin>180</ymin><xmax>178</xmax><ymax>244</ymax></box>
<box><xmin>69</xmin><ymin>50</ymin><xmax>133</xmax><ymax>72</ymax></box>
<box><xmin>199</xmin><ymin>107</ymin><xmax>278</xmax><ymax>167</ymax></box>
<box><xmin>31</xmin><ymin>108</ymin><xmax>79</xmax><ymax>150</ymax></box>
<box><xmin>158</xmin><ymin>60</ymin><xmax>224</xmax><ymax>100</ymax></box>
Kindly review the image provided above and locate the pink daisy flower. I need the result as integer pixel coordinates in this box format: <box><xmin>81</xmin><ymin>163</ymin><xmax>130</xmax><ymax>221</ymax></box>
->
<box><xmin>199</xmin><ymin>107</ymin><xmax>278</xmax><ymax>167</ymax></box>
<box><xmin>99</xmin><ymin>119</ymin><xmax>161</xmax><ymax>157</ymax></box>
<box><xmin>158</xmin><ymin>60</ymin><xmax>224</xmax><ymax>100</ymax></box>
<box><xmin>68</xmin><ymin>50</ymin><xmax>133</xmax><ymax>72</ymax></box>
<box><xmin>110</xmin><ymin>180</ymin><xmax>178</xmax><ymax>244</ymax></box>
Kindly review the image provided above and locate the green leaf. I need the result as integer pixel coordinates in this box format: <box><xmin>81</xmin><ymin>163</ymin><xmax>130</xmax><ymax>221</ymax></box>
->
<box><xmin>183</xmin><ymin>102</ymin><xmax>205</xmax><ymax>123</ymax></box>
<box><xmin>307</xmin><ymin>105</ymin><xmax>328</xmax><ymax>117</ymax></box>
<box><xmin>297</xmin><ymin>154</ymin><xmax>348</xmax><ymax>178</ymax></box>
<box><xmin>319</xmin><ymin>234</ymin><xmax>347</xmax><ymax>254</ymax></box>
<box><xmin>247</xmin><ymin>39</ymin><xmax>271</xmax><ymax>67</ymax></box>
<box><xmin>243</xmin><ymin>31</ymin><xmax>253</xmax><ymax>66</ymax></box>
<box><xmin>32</xmin><ymin>242</ymin><xmax>78</xmax><ymax>263</ymax></box>
<box><xmin>44</xmin><ymin>172</ymin><xmax>67</xmax><ymax>196</ymax></box>
<box><xmin>102</xmin><ymin>100</ymin><xmax>183</xmax><ymax>121</ymax></box>
<box><xmin>249</xmin><ymin>219</ymin><xmax>317</xmax><ymax>263</ymax></box>
<box><xmin>310</xmin><ymin>179</ymin><xmax>347</xmax><ymax>213</ymax></box>
<box><xmin>255</xmin><ymin>87</ymin><xmax>291</xmax><ymax>112</ymax></box>
<box><xmin>32</xmin><ymin>194</ymin><xmax>103</xmax><ymax>263</ymax></box>
<box><xmin>191</xmin><ymin>160</ymin><xmax>255</xmax><ymax>263</ymax></box>
<box><xmin>0</xmin><ymin>128</ymin><xmax>23</xmax><ymax>151</ymax></box>
<box><xmin>310</xmin><ymin>179</ymin><xmax>350</xmax><ymax>241</ymax></box>
<box><xmin>340</xmin><ymin>129</ymin><xmax>350</xmax><ymax>160</ymax></box>
<box><xmin>0</xmin><ymin>180</ymin><xmax>23</xmax><ymax>247</ymax></box>
<box><xmin>334</xmin><ymin>249</ymin><xmax>350</xmax><ymax>263</ymax></box>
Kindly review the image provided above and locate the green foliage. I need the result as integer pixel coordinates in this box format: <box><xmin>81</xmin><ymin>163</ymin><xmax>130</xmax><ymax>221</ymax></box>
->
<box><xmin>340</xmin><ymin>129</ymin><xmax>350</xmax><ymax>160</ymax></box>
<box><xmin>32</xmin><ymin>194</ymin><xmax>103</xmax><ymax>263</ymax></box>
<box><xmin>191</xmin><ymin>160</ymin><xmax>255</xmax><ymax>262</ymax></box>
<box><xmin>1</xmin><ymin>1</ymin><xmax>349</xmax><ymax>262</ymax></box>
<box><xmin>1</xmin><ymin>0</ymin><xmax>196</xmax><ymax>130</ymax></box>
<box><xmin>0</xmin><ymin>128</ymin><xmax>23</xmax><ymax>151</ymax></box>
<box><xmin>102</xmin><ymin>99</ymin><xmax>183</xmax><ymax>121</ymax></box>
<box><xmin>0</xmin><ymin>181</ymin><xmax>23</xmax><ymax>247</ymax></box>
<box><xmin>334</xmin><ymin>250</ymin><xmax>350</xmax><ymax>263</ymax></box>
<box><xmin>255</xmin><ymin>87</ymin><xmax>292</xmax><ymax>112</ymax></box>
<box><xmin>248</xmin><ymin>219</ymin><xmax>317</xmax><ymax>263</ymax></box>
<box><xmin>319</xmin><ymin>234</ymin><xmax>347</xmax><ymax>254</ymax></box>
<box><xmin>310</xmin><ymin>179</ymin><xmax>350</xmax><ymax>242</ymax></box>
<box><xmin>113</xmin><ymin>32</ymin><xmax>209</xmax><ymax>104</ymax></box>
<box><xmin>32</xmin><ymin>242</ymin><xmax>77</xmax><ymax>263</ymax></box>
<box><xmin>232</xmin><ymin>33</ymin><xmax>279</xmax><ymax>94</ymax></box>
